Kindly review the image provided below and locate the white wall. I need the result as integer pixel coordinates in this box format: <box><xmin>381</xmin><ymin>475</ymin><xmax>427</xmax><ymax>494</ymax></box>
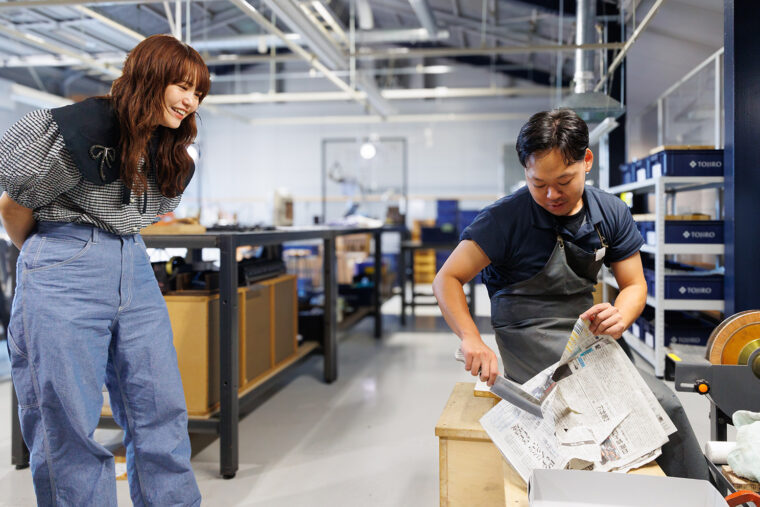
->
<box><xmin>187</xmin><ymin>97</ymin><xmax>552</xmax><ymax>226</ymax></box>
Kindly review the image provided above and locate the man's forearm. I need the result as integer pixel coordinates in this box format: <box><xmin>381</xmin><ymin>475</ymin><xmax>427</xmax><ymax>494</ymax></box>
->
<box><xmin>0</xmin><ymin>195</ymin><xmax>36</xmax><ymax>249</ymax></box>
<box><xmin>432</xmin><ymin>274</ymin><xmax>482</xmax><ymax>343</ymax></box>
<box><xmin>613</xmin><ymin>282</ymin><xmax>647</xmax><ymax>328</ymax></box>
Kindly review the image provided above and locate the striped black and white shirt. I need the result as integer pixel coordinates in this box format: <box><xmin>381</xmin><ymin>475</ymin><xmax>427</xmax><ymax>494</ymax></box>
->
<box><xmin>0</xmin><ymin>109</ymin><xmax>182</xmax><ymax>235</ymax></box>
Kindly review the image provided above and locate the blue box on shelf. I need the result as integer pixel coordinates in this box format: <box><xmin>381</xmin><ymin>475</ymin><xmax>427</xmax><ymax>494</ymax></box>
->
<box><xmin>638</xmin><ymin>220</ymin><xmax>723</xmax><ymax>245</ymax></box>
<box><xmin>663</xmin><ymin>311</ymin><xmax>716</xmax><ymax>347</ymax></box>
<box><xmin>338</xmin><ymin>284</ymin><xmax>373</xmax><ymax>307</ymax></box>
<box><xmin>421</xmin><ymin>226</ymin><xmax>459</xmax><ymax>244</ymax></box>
<box><xmin>643</xmin><ymin>267</ymin><xmax>724</xmax><ymax>300</ymax></box>
<box><xmin>647</xmin><ymin>149</ymin><xmax>724</xmax><ymax>177</ymax></box>
<box><xmin>664</xmin><ymin>220</ymin><xmax>723</xmax><ymax>244</ymax></box>
<box><xmin>459</xmin><ymin>210</ymin><xmax>480</xmax><ymax>231</ymax></box>
<box><xmin>620</xmin><ymin>163</ymin><xmax>636</xmax><ymax>184</ymax></box>
<box><xmin>436</xmin><ymin>251</ymin><xmax>450</xmax><ymax>271</ymax></box>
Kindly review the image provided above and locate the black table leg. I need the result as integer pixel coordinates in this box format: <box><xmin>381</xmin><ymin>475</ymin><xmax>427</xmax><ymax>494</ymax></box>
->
<box><xmin>400</xmin><ymin>246</ymin><xmax>407</xmax><ymax>326</ymax></box>
<box><xmin>373</xmin><ymin>231</ymin><xmax>382</xmax><ymax>339</ymax></box>
<box><xmin>322</xmin><ymin>237</ymin><xmax>337</xmax><ymax>383</ymax></box>
<box><xmin>410</xmin><ymin>253</ymin><xmax>416</xmax><ymax>317</ymax></box>
<box><xmin>218</xmin><ymin>236</ymin><xmax>239</xmax><ymax>479</ymax></box>
<box><xmin>11</xmin><ymin>385</ymin><xmax>29</xmax><ymax>469</ymax></box>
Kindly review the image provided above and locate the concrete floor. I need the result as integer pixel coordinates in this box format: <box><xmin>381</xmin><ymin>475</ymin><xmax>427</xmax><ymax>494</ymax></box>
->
<box><xmin>0</xmin><ymin>285</ymin><xmax>729</xmax><ymax>506</ymax></box>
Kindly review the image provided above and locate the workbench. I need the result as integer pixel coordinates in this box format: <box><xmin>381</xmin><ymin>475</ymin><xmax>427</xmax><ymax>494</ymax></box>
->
<box><xmin>9</xmin><ymin>225</ymin><xmax>393</xmax><ymax>479</ymax></box>
<box><xmin>435</xmin><ymin>382</ymin><xmax>665</xmax><ymax>507</ymax></box>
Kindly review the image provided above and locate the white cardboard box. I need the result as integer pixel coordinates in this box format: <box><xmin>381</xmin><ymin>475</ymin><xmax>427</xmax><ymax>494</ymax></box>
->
<box><xmin>529</xmin><ymin>469</ymin><xmax>727</xmax><ymax>507</ymax></box>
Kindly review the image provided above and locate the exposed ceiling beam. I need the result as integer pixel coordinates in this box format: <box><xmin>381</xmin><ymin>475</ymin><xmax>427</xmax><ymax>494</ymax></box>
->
<box><xmin>260</xmin><ymin>0</ymin><xmax>345</xmax><ymax>70</ymax></box>
<box><xmin>510</xmin><ymin>0</ymin><xmax>618</xmax><ymax>16</ymax></box>
<box><xmin>226</xmin><ymin>0</ymin><xmax>366</xmax><ymax>107</ymax></box>
<box><xmin>358</xmin><ymin>42</ymin><xmax>624</xmax><ymax>60</ymax></box>
<box><xmin>190</xmin><ymin>28</ymin><xmax>450</xmax><ymax>51</ymax></box>
<box><xmin>0</xmin><ymin>0</ymin><xmax>207</xmax><ymax>8</ymax></box>
<box><xmin>408</xmin><ymin>0</ymin><xmax>438</xmax><ymax>37</ymax></box>
<box><xmin>72</xmin><ymin>5</ymin><xmax>144</xmax><ymax>42</ymax></box>
<box><xmin>594</xmin><ymin>0</ymin><xmax>664</xmax><ymax>92</ymax></box>
<box><xmin>236</xmin><ymin>111</ymin><xmax>533</xmax><ymax>126</ymax></box>
<box><xmin>203</xmin><ymin>85</ymin><xmax>559</xmax><ymax>104</ymax></box>
<box><xmin>372</xmin><ymin>0</ymin><xmax>555</xmax><ymax>46</ymax></box>
<box><xmin>0</xmin><ymin>23</ymin><xmax>120</xmax><ymax>78</ymax></box>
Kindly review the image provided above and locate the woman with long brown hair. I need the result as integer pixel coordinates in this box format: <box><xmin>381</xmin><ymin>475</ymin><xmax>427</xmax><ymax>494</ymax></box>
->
<box><xmin>0</xmin><ymin>34</ymin><xmax>208</xmax><ymax>505</ymax></box>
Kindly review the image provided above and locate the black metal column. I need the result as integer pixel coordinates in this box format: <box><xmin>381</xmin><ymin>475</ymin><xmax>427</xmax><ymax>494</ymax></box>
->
<box><xmin>218</xmin><ymin>235</ymin><xmax>239</xmax><ymax>479</ymax></box>
<box><xmin>724</xmin><ymin>0</ymin><xmax>760</xmax><ymax>315</ymax></box>
<box><xmin>322</xmin><ymin>237</ymin><xmax>337</xmax><ymax>383</ymax></box>
<box><xmin>373</xmin><ymin>231</ymin><xmax>382</xmax><ymax>339</ymax></box>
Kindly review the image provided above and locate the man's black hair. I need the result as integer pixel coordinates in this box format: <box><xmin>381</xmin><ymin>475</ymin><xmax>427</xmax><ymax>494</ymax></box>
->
<box><xmin>515</xmin><ymin>109</ymin><xmax>589</xmax><ymax>168</ymax></box>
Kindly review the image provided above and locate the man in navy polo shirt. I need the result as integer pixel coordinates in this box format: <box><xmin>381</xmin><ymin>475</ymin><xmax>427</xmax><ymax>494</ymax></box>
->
<box><xmin>433</xmin><ymin>109</ymin><xmax>708</xmax><ymax>480</ymax></box>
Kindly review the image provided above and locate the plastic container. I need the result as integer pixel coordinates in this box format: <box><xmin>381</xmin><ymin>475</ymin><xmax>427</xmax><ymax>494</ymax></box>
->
<box><xmin>663</xmin><ymin>311</ymin><xmax>716</xmax><ymax>346</ymax></box>
<box><xmin>643</xmin><ymin>267</ymin><xmax>724</xmax><ymax>300</ymax></box>
<box><xmin>638</xmin><ymin>220</ymin><xmax>723</xmax><ymax>245</ymax></box>
<box><xmin>647</xmin><ymin>149</ymin><xmax>724</xmax><ymax>177</ymax></box>
<box><xmin>619</xmin><ymin>162</ymin><xmax>636</xmax><ymax>184</ymax></box>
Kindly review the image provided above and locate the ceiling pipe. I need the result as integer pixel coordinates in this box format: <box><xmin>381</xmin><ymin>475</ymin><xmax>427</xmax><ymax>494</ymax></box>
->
<box><xmin>558</xmin><ymin>0</ymin><xmax>624</xmax><ymax>122</ymax></box>
<box><xmin>355</xmin><ymin>0</ymin><xmax>374</xmax><ymax>30</ymax></box>
<box><xmin>189</xmin><ymin>28</ymin><xmax>449</xmax><ymax>52</ymax></box>
<box><xmin>573</xmin><ymin>0</ymin><xmax>596</xmax><ymax>94</ymax></box>
<box><xmin>408</xmin><ymin>0</ymin><xmax>438</xmax><ymax>37</ymax></box>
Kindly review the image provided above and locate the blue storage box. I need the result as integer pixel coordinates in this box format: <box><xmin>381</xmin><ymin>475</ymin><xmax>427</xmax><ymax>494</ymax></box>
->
<box><xmin>664</xmin><ymin>220</ymin><xmax>723</xmax><ymax>243</ymax></box>
<box><xmin>663</xmin><ymin>311</ymin><xmax>716</xmax><ymax>346</ymax></box>
<box><xmin>459</xmin><ymin>210</ymin><xmax>480</xmax><ymax>231</ymax></box>
<box><xmin>638</xmin><ymin>220</ymin><xmax>723</xmax><ymax>245</ymax></box>
<box><xmin>643</xmin><ymin>267</ymin><xmax>723</xmax><ymax>300</ymax></box>
<box><xmin>647</xmin><ymin>149</ymin><xmax>723</xmax><ymax>177</ymax></box>
<box><xmin>435</xmin><ymin>251</ymin><xmax>450</xmax><ymax>271</ymax></box>
<box><xmin>619</xmin><ymin>163</ymin><xmax>636</xmax><ymax>184</ymax></box>
<box><xmin>421</xmin><ymin>226</ymin><xmax>458</xmax><ymax>244</ymax></box>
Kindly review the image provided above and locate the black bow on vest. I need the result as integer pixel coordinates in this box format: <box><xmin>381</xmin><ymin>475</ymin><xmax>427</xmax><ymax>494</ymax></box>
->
<box><xmin>88</xmin><ymin>144</ymin><xmax>116</xmax><ymax>182</ymax></box>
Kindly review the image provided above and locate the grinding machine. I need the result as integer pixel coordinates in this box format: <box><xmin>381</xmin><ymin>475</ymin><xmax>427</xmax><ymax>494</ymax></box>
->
<box><xmin>673</xmin><ymin>311</ymin><xmax>760</xmax><ymax>494</ymax></box>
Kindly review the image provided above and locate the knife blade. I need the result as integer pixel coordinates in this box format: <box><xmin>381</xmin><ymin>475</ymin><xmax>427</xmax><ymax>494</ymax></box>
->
<box><xmin>454</xmin><ymin>347</ymin><xmax>544</xmax><ymax>418</ymax></box>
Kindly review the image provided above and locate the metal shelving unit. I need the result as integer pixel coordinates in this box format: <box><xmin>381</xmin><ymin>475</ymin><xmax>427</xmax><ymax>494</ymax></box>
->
<box><xmin>604</xmin><ymin>176</ymin><xmax>725</xmax><ymax>377</ymax></box>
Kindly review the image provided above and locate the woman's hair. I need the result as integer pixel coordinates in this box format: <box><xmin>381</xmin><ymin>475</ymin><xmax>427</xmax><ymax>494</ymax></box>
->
<box><xmin>110</xmin><ymin>34</ymin><xmax>210</xmax><ymax>197</ymax></box>
<box><xmin>515</xmin><ymin>109</ymin><xmax>589</xmax><ymax>168</ymax></box>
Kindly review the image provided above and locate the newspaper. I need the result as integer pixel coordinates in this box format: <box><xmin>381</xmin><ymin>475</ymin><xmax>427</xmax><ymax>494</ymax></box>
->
<box><xmin>479</xmin><ymin>318</ymin><xmax>676</xmax><ymax>482</ymax></box>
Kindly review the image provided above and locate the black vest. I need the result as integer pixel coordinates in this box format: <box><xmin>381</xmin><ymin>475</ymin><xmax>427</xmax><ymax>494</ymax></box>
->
<box><xmin>50</xmin><ymin>97</ymin><xmax>195</xmax><ymax>210</ymax></box>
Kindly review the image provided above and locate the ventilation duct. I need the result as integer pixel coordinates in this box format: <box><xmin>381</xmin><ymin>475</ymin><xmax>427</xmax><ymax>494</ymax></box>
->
<box><xmin>560</xmin><ymin>0</ymin><xmax>624</xmax><ymax>123</ymax></box>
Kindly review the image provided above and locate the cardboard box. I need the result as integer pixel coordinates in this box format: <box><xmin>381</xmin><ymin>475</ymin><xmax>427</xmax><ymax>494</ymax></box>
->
<box><xmin>529</xmin><ymin>469</ymin><xmax>727</xmax><ymax>506</ymax></box>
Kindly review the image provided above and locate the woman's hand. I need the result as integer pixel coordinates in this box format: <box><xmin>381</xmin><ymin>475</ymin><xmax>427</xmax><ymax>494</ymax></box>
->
<box><xmin>461</xmin><ymin>336</ymin><xmax>501</xmax><ymax>386</ymax></box>
<box><xmin>580</xmin><ymin>303</ymin><xmax>626</xmax><ymax>338</ymax></box>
